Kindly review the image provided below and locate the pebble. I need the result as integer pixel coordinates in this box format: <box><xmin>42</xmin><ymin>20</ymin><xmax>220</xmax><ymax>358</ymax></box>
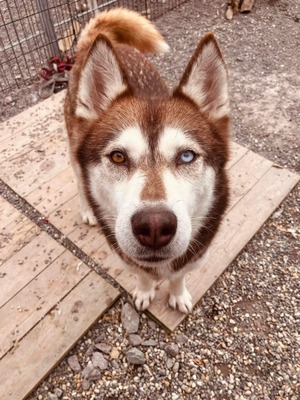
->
<box><xmin>110</xmin><ymin>347</ymin><xmax>120</xmax><ymax>359</ymax></box>
<box><xmin>92</xmin><ymin>352</ymin><xmax>108</xmax><ymax>370</ymax></box>
<box><xmin>82</xmin><ymin>379</ymin><xmax>90</xmax><ymax>391</ymax></box>
<box><xmin>164</xmin><ymin>344</ymin><xmax>179</xmax><ymax>357</ymax></box>
<box><xmin>4</xmin><ymin>96</ymin><xmax>13</xmax><ymax>105</ymax></box>
<box><xmin>88</xmin><ymin>368</ymin><xmax>101</xmax><ymax>381</ymax></box>
<box><xmin>166</xmin><ymin>358</ymin><xmax>175</xmax><ymax>369</ymax></box>
<box><xmin>94</xmin><ymin>342</ymin><xmax>112</xmax><ymax>354</ymax></box>
<box><xmin>121</xmin><ymin>303</ymin><xmax>140</xmax><ymax>334</ymax></box>
<box><xmin>67</xmin><ymin>355</ymin><xmax>81</xmax><ymax>372</ymax></box>
<box><xmin>148</xmin><ymin>319</ymin><xmax>157</xmax><ymax>329</ymax></box>
<box><xmin>141</xmin><ymin>339</ymin><xmax>158</xmax><ymax>346</ymax></box>
<box><xmin>82</xmin><ymin>361</ymin><xmax>94</xmax><ymax>379</ymax></box>
<box><xmin>174</xmin><ymin>333</ymin><xmax>189</xmax><ymax>344</ymax></box>
<box><xmin>128</xmin><ymin>334</ymin><xmax>143</xmax><ymax>346</ymax></box>
<box><xmin>86</xmin><ymin>344</ymin><xmax>94</xmax><ymax>356</ymax></box>
<box><xmin>30</xmin><ymin>93</ymin><xmax>39</xmax><ymax>103</ymax></box>
<box><xmin>48</xmin><ymin>393</ymin><xmax>58</xmax><ymax>400</ymax></box>
<box><xmin>126</xmin><ymin>348</ymin><xmax>146</xmax><ymax>365</ymax></box>
<box><xmin>54</xmin><ymin>388</ymin><xmax>63</xmax><ymax>398</ymax></box>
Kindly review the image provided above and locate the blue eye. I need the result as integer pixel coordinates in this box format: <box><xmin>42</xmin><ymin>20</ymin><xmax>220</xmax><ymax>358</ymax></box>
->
<box><xmin>179</xmin><ymin>150</ymin><xmax>196</xmax><ymax>164</ymax></box>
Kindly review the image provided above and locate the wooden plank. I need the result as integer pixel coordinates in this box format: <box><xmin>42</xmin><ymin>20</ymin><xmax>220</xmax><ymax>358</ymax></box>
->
<box><xmin>26</xmin><ymin>167</ymin><xmax>76</xmax><ymax>212</ymax></box>
<box><xmin>0</xmin><ymin>248</ymin><xmax>90</xmax><ymax>359</ymax></box>
<box><xmin>147</xmin><ymin>166</ymin><xmax>299</xmax><ymax>330</ymax></box>
<box><xmin>0</xmin><ymin>198</ymin><xmax>37</xmax><ymax>265</ymax></box>
<box><xmin>0</xmin><ymin>232</ymin><xmax>66</xmax><ymax>308</ymax></box>
<box><xmin>228</xmin><ymin>149</ymin><xmax>272</xmax><ymax>211</ymax></box>
<box><xmin>227</xmin><ymin>141</ymin><xmax>248</xmax><ymax>169</ymax></box>
<box><xmin>0</xmin><ymin>91</ymin><xmax>65</xmax><ymax>141</ymax></box>
<box><xmin>0</xmin><ymin>137</ymin><xmax>69</xmax><ymax>197</ymax></box>
<box><xmin>0</xmin><ymin>120</ymin><xmax>65</xmax><ymax>162</ymax></box>
<box><xmin>0</xmin><ymin>271</ymin><xmax>120</xmax><ymax>400</ymax></box>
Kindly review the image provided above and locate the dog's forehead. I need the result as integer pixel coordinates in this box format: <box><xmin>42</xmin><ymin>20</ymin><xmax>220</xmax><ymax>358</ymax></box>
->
<box><xmin>113</xmin><ymin>126</ymin><xmax>148</xmax><ymax>158</ymax></box>
<box><xmin>158</xmin><ymin>127</ymin><xmax>202</xmax><ymax>158</ymax></box>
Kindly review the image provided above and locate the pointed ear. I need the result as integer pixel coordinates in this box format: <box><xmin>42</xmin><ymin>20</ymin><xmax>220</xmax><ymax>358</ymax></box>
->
<box><xmin>175</xmin><ymin>33</ymin><xmax>229</xmax><ymax>121</ymax></box>
<box><xmin>76</xmin><ymin>35</ymin><xmax>128</xmax><ymax>119</ymax></box>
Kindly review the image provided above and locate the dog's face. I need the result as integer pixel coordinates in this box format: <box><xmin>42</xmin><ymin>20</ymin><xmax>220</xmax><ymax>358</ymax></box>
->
<box><xmin>72</xmin><ymin>34</ymin><xmax>230</xmax><ymax>269</ymax></box>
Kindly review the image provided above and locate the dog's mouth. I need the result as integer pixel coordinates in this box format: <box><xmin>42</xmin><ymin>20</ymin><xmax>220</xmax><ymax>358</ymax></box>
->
<box><xmin>137</xmin><ymin>256</ymin><xmax>167</xmax><ymax>263</ymax></box>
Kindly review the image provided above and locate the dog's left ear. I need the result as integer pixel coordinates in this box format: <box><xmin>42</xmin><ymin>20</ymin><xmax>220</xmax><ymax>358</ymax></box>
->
<box><xmin>175</xmin><ymin>33</ymin><xmax>229</xmax><ymax>122</ymax></box>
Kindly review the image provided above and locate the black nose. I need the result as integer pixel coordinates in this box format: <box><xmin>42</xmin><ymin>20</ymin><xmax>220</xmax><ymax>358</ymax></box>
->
<box><xmin>131</xmin><ymin>209</ymin><xmax>177</xmax><ymax>250</ymax></box>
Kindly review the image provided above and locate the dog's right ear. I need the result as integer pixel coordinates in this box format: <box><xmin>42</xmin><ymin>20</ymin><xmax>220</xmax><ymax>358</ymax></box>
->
<box><xmin>75</xmin><ymin>35</ymin><xmax>128</xmax><ymax>119</ymax></box>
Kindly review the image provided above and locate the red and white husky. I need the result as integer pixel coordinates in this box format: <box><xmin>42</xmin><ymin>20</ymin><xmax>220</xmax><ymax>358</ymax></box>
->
<box><xmin>65</xmin><ymin>8</ymin><xmax>230</xmax><ymax>313</ymax></box>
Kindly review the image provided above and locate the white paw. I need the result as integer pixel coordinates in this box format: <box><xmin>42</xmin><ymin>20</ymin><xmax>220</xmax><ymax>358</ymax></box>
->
<box><xmin>81</xmin><ymin>208</ymin><xmax>97</xmax><ymax>226</ymax></box>
<box><xmin>132</xmin><ymin>286</ymin><xmax>156</xmax><ymax>311</ymax></box>
<box><xmin>169</xmin><ymin>288</ymin><xmax>193</xmax><ymax>314</ymax></box>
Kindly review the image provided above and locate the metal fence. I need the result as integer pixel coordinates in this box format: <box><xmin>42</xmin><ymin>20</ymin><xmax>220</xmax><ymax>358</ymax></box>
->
<box><xmin>0</xmin><ymin>0</ymin><xmax>186</xmax><ymax>93</ymax></box>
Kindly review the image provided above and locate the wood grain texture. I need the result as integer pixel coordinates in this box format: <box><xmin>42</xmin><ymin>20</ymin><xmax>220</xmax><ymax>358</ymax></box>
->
<box><xmin>0</xmin><ymin>271</ymin><xmax>119</xmax><ymax>400</ymax></box>
<box><xmin>0</xmin><ymin>248</ymin><xmax>89</xmax><ymax>358</ymax></box>
<box><xmin>0</xmin><ymin>197</ymin><xmax>37</xmax><ymax>264</ymax></box>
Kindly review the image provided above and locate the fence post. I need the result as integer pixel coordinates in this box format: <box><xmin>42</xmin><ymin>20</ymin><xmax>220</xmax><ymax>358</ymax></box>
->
<box><xmin>36</xmin><ymin>0</ymin><xmax>61</xmax><ymax>57</ymax></box>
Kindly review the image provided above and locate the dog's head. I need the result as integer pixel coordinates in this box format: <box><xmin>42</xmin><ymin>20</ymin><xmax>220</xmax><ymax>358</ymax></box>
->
<box><xmin>71</xmin><ymin>34</ymin><xmax>230</xmax><ymax>269</ymax></box>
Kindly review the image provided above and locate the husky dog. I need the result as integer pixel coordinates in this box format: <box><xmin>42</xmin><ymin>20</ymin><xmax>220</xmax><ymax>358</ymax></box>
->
<box><xmin>65</xmin><ymin>8</ymin><xmax>230</xmax><ymax>313</ymax></box>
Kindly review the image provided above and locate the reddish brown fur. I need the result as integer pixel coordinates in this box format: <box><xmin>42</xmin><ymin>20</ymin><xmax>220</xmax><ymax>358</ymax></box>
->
<box><xmin>64</xmin><ymin>9</ymin><xmax>230</xmax><ymax>275</ymax></box>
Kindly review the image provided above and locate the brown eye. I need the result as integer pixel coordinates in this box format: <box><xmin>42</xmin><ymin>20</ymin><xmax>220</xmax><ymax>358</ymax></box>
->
<box><xmin>110</xmin><ymin>151</ymin><xmax>126</xmax><ymax>164</ymax></box>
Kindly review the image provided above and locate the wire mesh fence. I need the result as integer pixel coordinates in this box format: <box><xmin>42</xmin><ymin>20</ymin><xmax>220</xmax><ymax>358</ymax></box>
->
<box><xmin>0</xmin><ymin>0</ymin><xmax>187</xmax><ymax>94</ymax></box>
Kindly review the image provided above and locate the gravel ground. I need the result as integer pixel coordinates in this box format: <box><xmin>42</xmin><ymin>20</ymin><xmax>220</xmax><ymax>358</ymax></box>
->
<box><xmin>1</xmin><ymin>0</ymin><xmax>299</xmax><ymax>399</ymax></box>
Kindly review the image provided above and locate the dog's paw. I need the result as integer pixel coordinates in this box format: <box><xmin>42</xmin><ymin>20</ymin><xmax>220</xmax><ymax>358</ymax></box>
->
<box><xmin>132</xmin><ymin>286</ymin><xmax>156</xmax><ymax>311</ymax></box>
<box><xmin>81</xmin><ymin>208</ymin><xmax>97</xmax><ymax>226</ymax></box>
<box><xmin>169</xmin><ymin>288</ymin><xmax>193</xmax><ymax>314</ymax></box>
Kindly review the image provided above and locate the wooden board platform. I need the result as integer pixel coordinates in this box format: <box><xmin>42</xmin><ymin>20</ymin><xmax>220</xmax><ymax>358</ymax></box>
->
<box><xmin>0</xmin><ymin>197</ymin><xmax>120</xmax><ymax>400</ymax></box>
<box><xmin>0</xmin><ymin>92</ymin><xmax>299</xmax><ymax>333</ymax></box>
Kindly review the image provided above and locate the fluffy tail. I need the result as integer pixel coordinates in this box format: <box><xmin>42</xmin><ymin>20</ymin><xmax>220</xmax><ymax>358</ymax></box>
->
<box><xmin>77</xmin><ymin>8</ymin><xmax>169</xmax><ymax>54</ymax></box>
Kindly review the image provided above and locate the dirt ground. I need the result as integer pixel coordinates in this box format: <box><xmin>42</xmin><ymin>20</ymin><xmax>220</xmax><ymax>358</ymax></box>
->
<box><xmin>1</xmin><ymin>0</ymin><xmax>299</xmax><ymax>399</ymax></box>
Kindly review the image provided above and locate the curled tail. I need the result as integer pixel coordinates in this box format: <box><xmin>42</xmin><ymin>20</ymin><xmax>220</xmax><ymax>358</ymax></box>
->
<box><xmin>78</xmin><ymin>8</ymin><xmax>169</xmax><ymax>54</ymax></box>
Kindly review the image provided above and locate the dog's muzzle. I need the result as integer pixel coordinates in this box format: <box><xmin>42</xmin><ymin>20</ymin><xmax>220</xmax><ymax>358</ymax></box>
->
<box><xmin>131</xmin><ymin>208</ymin><xmax>177</xmax><ymax>251</ymax></box>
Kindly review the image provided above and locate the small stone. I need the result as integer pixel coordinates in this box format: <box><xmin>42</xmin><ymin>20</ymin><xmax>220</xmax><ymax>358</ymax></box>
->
<box><xmin>166</xmin><ymin>358</ymin><xmax>175</xmax><ymax>369</ymax></box>
<box><xmin>126</xmin><ymin>348</ymin><xmax>146</xmax><ymax>365</ymax></box>
<box><xmin>121</xmin><ymin>303</ymin><xmax>140</xmax><ymax>334</ymax></box>
<box><xmin>54</xmin><ymin>388</ymin><xmax>63</xmax><ymax>398</ymax></box>
<box><xmin>30</xmin><ymin>93</ymin><xmax>39</xmax><ymax>103</ymax></box>
<box><xmin>148</xmin><ymin>319</ymin><xmax>157</xmax><ymax>329</ymax></box>
<box><xmin>92</xmin><ymin>352</ymin><xmax>108</xmax><ymax>370</ymax></box>
<box><xmin>4</xmin><ymin>96</ymin><xmax>13</xmax><ymax>105</ymax></box>
<box><xmin>82</xmin><ymin>361</ymin><xmax>94</xmax><ymax>379</ymax></box>
<box><xmin>110</xmin><ymin>347</ymin><xmax>120</xmax><ymax>359</ymax></box>
<box><xmin>88</xmin><ymin>368</ymin><xmax>101</xmax><ymax>381</ymax></box>
<box><xmin>174</xmin><ymin>333</ymin><xmax>189</xmax><ymax>344</ymax></box>
<box><xmin>82</xmin><ymin>379</ymin><xmax>90</xmax><ymax>390</ymax></box>
<box><xmin>173</xmin><ymin>361</ymin><xmax>180</xmax><ymax>373</ymax></box>
<box><xmin>141</xmin><ymin>339</ymin><xmax>158</xmax><ymax>346</ymax></box>
<box><xmin>165</xmin><ymin>344</ymin><xmax>179</xmax><ymax>357</ymax></box>
<box><xmin>86</xmin><ymin>344</ymin><xmax>94</xmax><ymax>356</ymax></box>
<box><xmin>48</xmin><ymin>393</ymin><xmax>58</xmax><ymax>400</ymax></box>
<box><xmin>67</xmin><ymin>355</ymin><xmax>81</xmax><ymax>372</ymax></box>
<box><xmin>95</xmin><ymin>343</ymin><xmax>112</xmax><ymax>354</ymax></box>
<box><xmin>128</xmin><ymin>334</ymin><xmax>143</xmax><ymax>346</ymax></box>
<box><xmin>111</xmin><ymin>360</ymin><xmax>119</xmax><ymax>369</ymax></box>
<box><xmin>94</xmin><ymin>333</ymin><xmax>106</xmax><ymax>343</ymax></box>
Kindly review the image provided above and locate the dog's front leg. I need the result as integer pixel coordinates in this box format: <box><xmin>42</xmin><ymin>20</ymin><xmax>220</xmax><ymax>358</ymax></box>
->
<box><xmin>132</xmin><ymin>270</ymin><xmax>156</xmax><ymax>311</ymax></box>
<box><xmin>168</xmin><ymin>273</ymin><xmax>193</xmax><ymax>314</ymax></box>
